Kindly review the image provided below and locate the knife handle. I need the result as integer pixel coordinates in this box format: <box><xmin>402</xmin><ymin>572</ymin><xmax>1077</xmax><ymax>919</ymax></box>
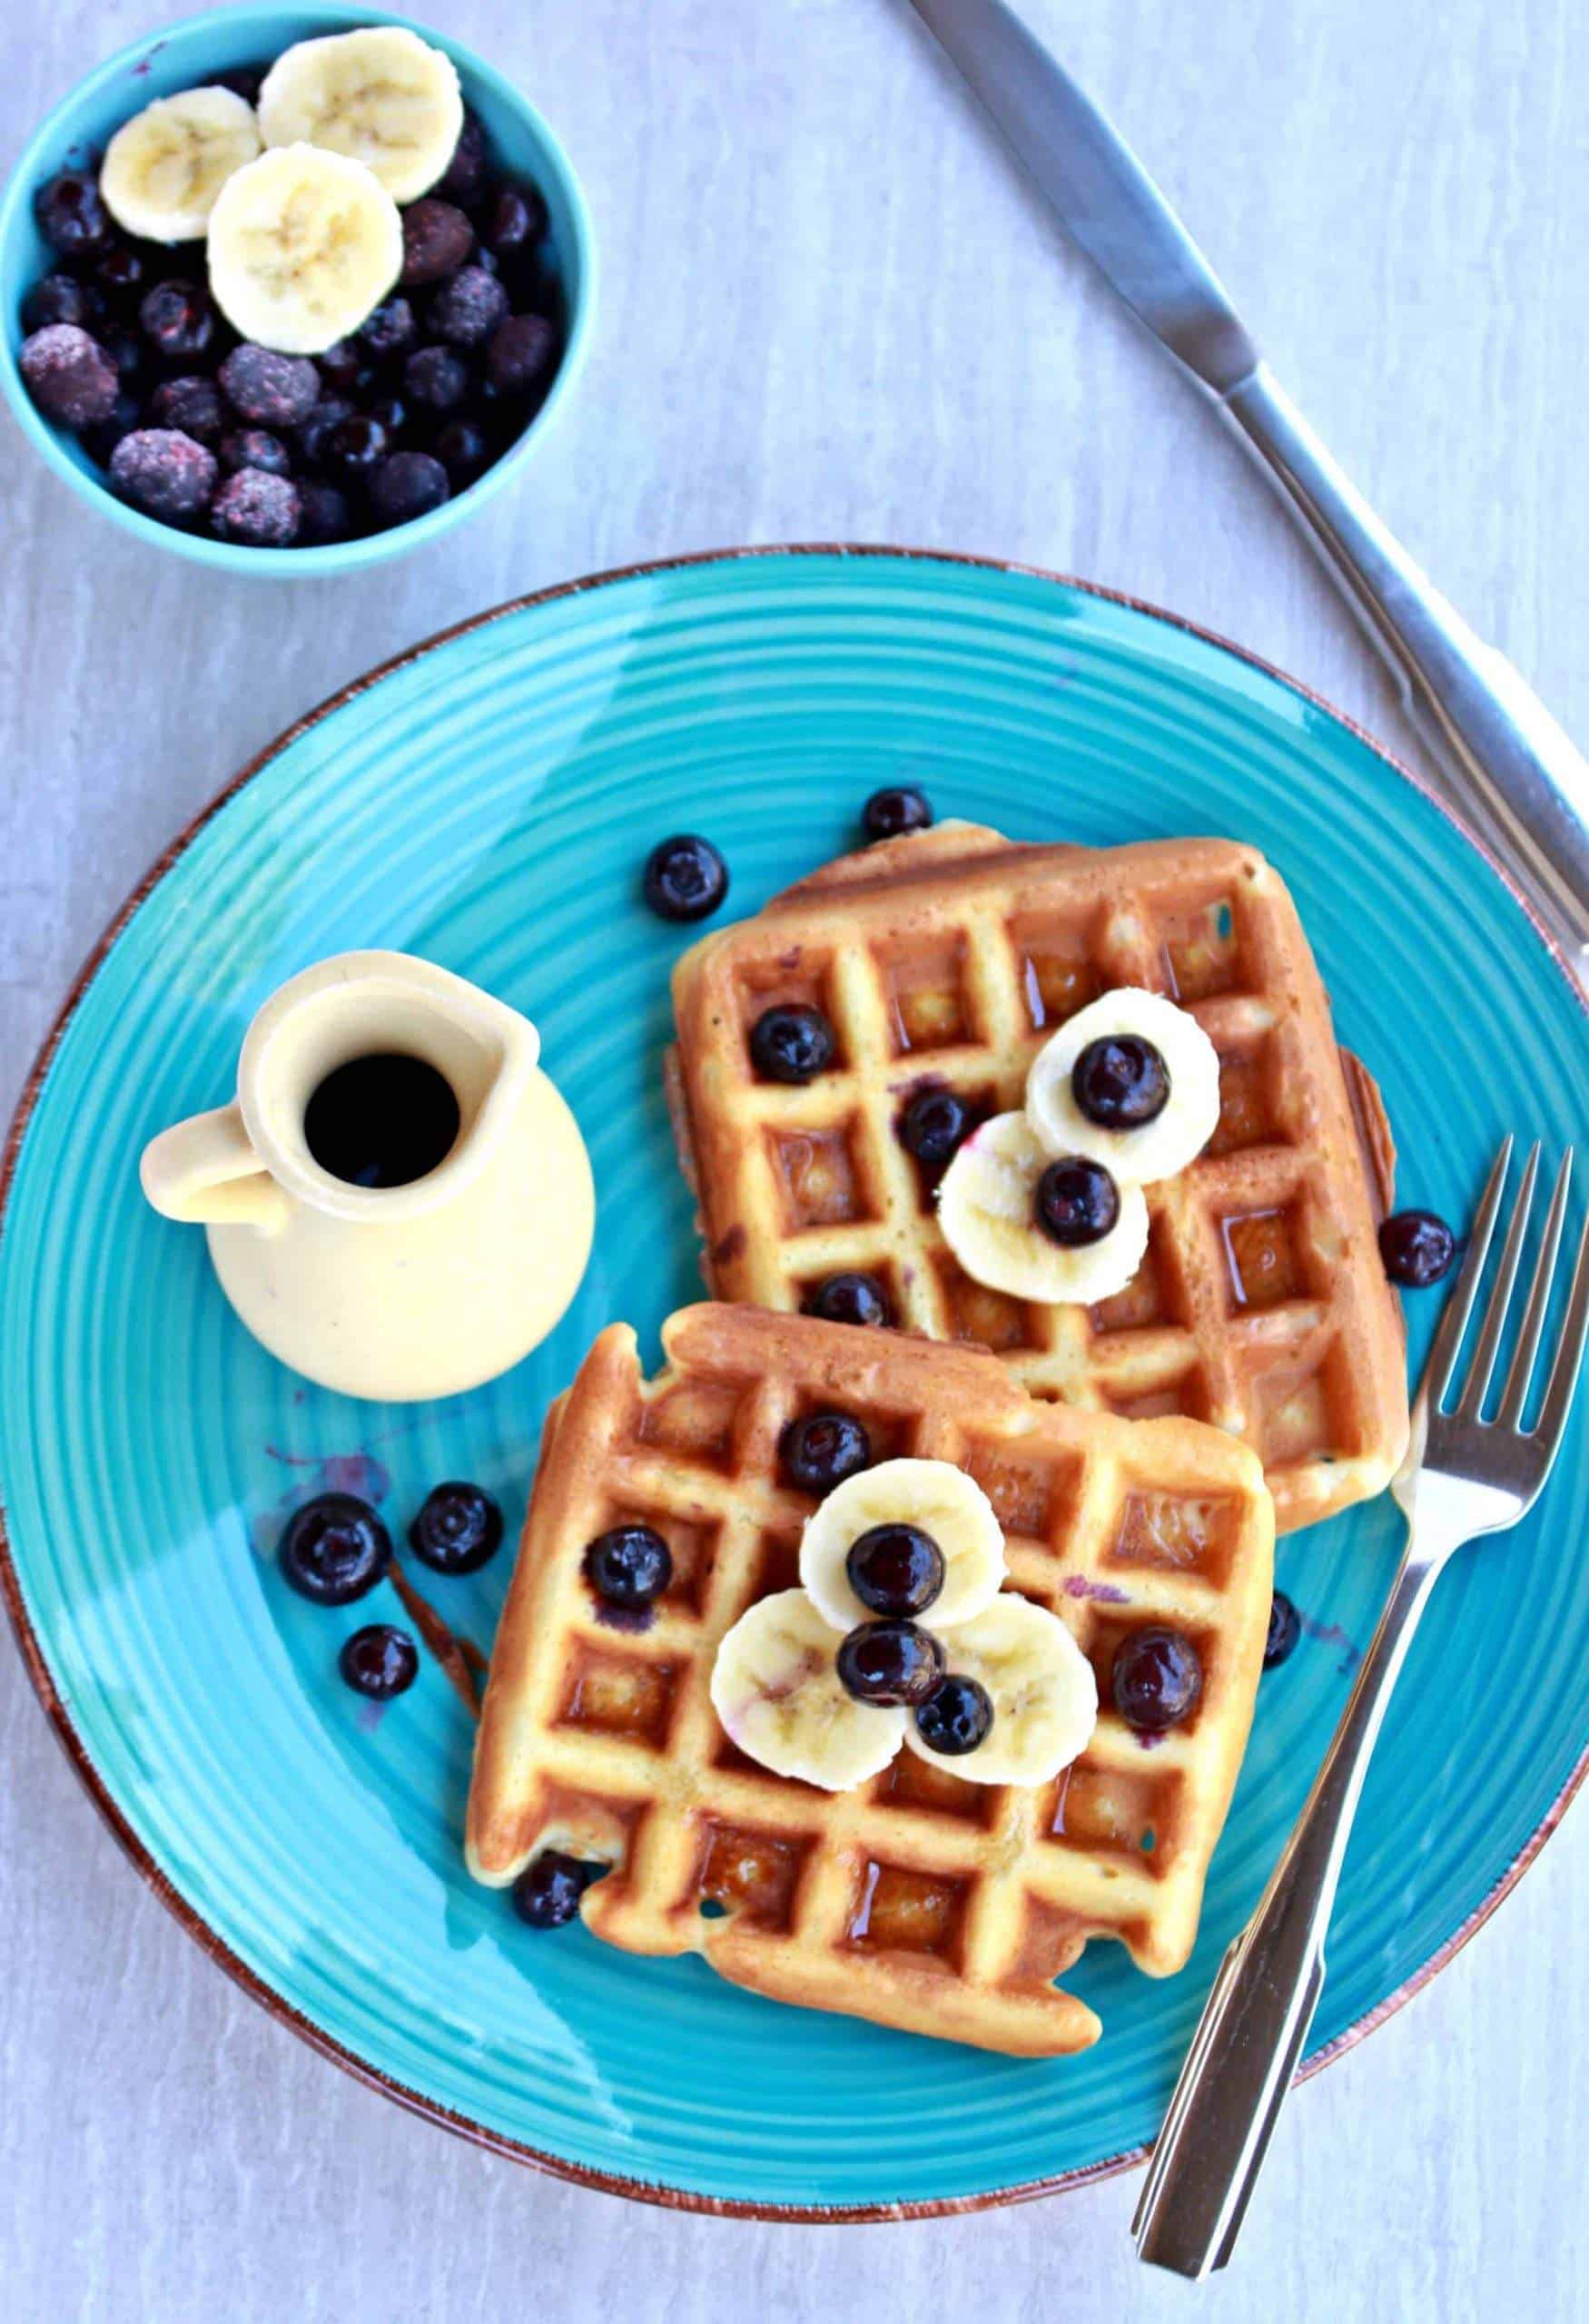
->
<box><xmin>1219</xmin><ymin>362</ymin><xmax>1589</xmax><ymax>986</ymax></box>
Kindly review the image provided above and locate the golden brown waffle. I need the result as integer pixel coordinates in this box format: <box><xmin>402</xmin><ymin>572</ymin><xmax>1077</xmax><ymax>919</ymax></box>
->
<box><xmin>667</xmin><ymin>823</ymin><xmax>1408</xmax><ymax>1532</ymax></box>
<box><xmin>467</xmin><ymin>1304</ymin><xmax>1274</xmax><ymax>2056</ymax></box>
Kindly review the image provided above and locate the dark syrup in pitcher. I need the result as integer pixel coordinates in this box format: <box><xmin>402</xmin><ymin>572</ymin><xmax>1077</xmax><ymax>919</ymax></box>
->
<box><xmin>303</xmin><ymin>1053</ymin><xmax>461</xmax><ymax>1189</ymax></box>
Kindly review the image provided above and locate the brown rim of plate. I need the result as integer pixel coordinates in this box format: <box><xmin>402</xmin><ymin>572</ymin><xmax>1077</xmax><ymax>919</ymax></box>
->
<box><xmin>0</xmin><ymin>543</ymin><xmax>1584</xmax><ymax>2224</ymax></box>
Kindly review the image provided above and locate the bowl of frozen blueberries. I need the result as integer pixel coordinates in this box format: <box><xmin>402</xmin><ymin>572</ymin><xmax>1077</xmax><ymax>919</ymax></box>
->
<box><xmin>0</xmin><ymin>4</ymin><xmax>594</xmax><ymax>573</ymax></box>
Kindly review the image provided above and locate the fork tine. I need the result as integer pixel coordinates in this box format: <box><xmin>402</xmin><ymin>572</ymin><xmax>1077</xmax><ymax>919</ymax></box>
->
<box><xmin>1421</xmin><ymin>1135</ymin><xmax>1513</xmax><ymax>1411</ymax></box>
<box><xmin>1532</xmin><ymin>1207</ymin><xmax>1589</xmax><ymax>1472</ymax></box>
<box><xmin>1497</xmin><ymin>1149</ymin><xmax>1574</xmax><ymax>1428</ymax></box>
<box><xmin>1456</xmin><ymin>1142</ymin><xmax>1539</xmax><ymax>1418</ymax></box>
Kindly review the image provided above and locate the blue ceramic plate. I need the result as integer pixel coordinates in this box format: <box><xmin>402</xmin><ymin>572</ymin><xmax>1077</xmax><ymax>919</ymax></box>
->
<box><xmin>2</xmin><ymin>549</ymin><xmax>1584</xmax><ymax>2217</ymax></box>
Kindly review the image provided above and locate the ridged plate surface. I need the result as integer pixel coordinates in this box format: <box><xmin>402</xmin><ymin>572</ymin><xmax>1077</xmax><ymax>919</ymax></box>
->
<box><xmin>1</xmin><ymin>548</ymin><xmax>1584</xmax><ymax>2215</ymax></box>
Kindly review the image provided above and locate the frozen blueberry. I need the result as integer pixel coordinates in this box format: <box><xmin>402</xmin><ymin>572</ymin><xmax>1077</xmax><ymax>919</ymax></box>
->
<box><xmin>485</xmin><ymin>310</ymin><xmax>557</xmax><ymax>396</ymax></box>
<box><xmin>150</xmin><ymin>373</ymin><xmax>223</xmax><ymax>443</ymax></box>
<box><xmin>109</xmin><ymin>427</ymin><xmax>217</xmax><ymax>519</ymax></box>
<box><xmin>296</xmin><ymin>478</ymin><xmax>352</xmax><ymax>545</ymax></box>
<box><xmin>278</xmin><ymin>1492</ymin><xmax>392</xmax><ymax>1605</ymax></box>
<box><xmin>100</xmin><ymin>327</ymin><xmax>147</xmax><ymax>389</ymax></box>
<box><xmin>899</xmin><ymin>1085</ymin><xmax>971</xmax><ymax>1169</ymax></box>
<box><xmin>218</xmin><ymin>425</ymin><xmax>291</xmax><ymax>476</ymax></box>
<box><xmin>81</xmin><ymin>386</ymin><xmax>143</xmax><ymax>466</ymax></box>
<box><xmin>780</xmin><ymin>1410</ymin><xmax>870</xmax><ymax>1497</ymax></box>
<box><xmin>35</xmin><ymin>168</ymin><xmax>108</xmax><ymax>259</ymax></box>
<box><xmin>219</xmin><ymin>342</ymin><xmax>320</xmax><ymax>426</ymax></box>
<box><xmin>139</xmin><ymin>279</ymin><xmax>215</xmax><ymax>364</ymax></box>
<box><xmin>1111</xmin><ymin>1628</ymin><xmax>1202</xmax><ymax>1732</ymax></box>
<box><xmin>914</xmin><ymin>1672</ymin><xmax>993</xmax><ymax>1756</ymax></box>
<box><xmin>642</xmin><ymin>832</ymin><xmax>729</xmax><ymax>921</ymax></box>
<box><xmin>211</xmin><ymin>467</ymin><xmax>301</xmax><ymax>547</ymax></box>
<box><xmin>339</xmin><ymin>1623</ymin><xmax>419</xmax><ymax>1700</ymax></box>
<box><xmin>512</xmin><ymin>1851</ymin><xmax>601</xmax><ymax>1929</ymax></box>
<box><xmin>1034</xmin><ymin>1156</ymin><xmax>1120</xmax><ymax>1246</ymax></box>
<box><xmin>213</xmin><ymin>64</ymin><xmax>266</xmax><ymax>103</ymax></box>
<box><xmin>429</xmin><ymin>265</ymin><xmax>508</xmax><ymax>348</ymax></box>
<box><xmin>22</xmin><ymin>271</ymin><xmax>98</xmax><ymax>332</ymax></box>
<box><xmin>583</xmin><ymin>1523</ymin><xmax>673</xmax><ymax>1610</ymax></box>
<box><xmin>804</xmin><ymin>1272</ymin><xmax>892</xmax><ymax>1328</ymax></box>
<box><xmin>749</xmin><ymin>1003</ymin><xmax>835</xmax><ymax>1084</ymax></box>
<box><xmin>863</xmin><ymin>785</ymin><xmax>933</xmax><ymax>842</ymax></box>
<box><xmin>432</xmin><ymin>415</ymin><xmax>492</xmax><ymax>483</ymax></box>
<box><xmin>435</xmin><ymin>108</ymin><xmax>489</xmax><ymax>207</ymax></box>
<box><xmin>19</xmin><ymin>324</ymin><xmax>118</xmax><ymax>428</ymax></box>
<box><xmin>480</xmin><ymin>182</ymin><xmax>547</xmax><ymax>257</ymax></box>
<box><xmin>94</xmin><ymin>241</ymin><xmax>148</xmax><ymax>309</ymax></box>
<box><xmin>402</xmin><ymin>343</ymin><xmax>469</xmax><ymax>412</ymax></box>
<box><xmin>358</xmin><ymin>296</ymin><xmax>416</xmax><ymax>361</ymax></box>
<box><xmin>1071</xmin><ymin>1035</ymin><xmax>1170</xmax><ymax>1131</ymax></box>
<box><xmin>1378</xmin><ymin>1209</ymin><xmax>1456</xmax><ymax>1289</ymax></box>
<box><xmin>408</xmin><ymin>1482</ymin><xmax>504</xmax><ymax>1576</ymax></box>
<box><xmin>836</xmin><ymin>1620</ymin><xmax>945</xmax><ymax>1707</ymax></box>
<box><xmin>1264</xmin><ymin>1590</ymin><xmax>1301</xmax><ymax>1669</ymax></box>
<box><xmin>368</xmin><ymin>448</ymin><xmax>449</xmax><ymax>526</ymax></box>
<box><xmin>294</xmin><ymin>394</ymin><xmax>355</xmax><ymax>467</ymax></box>
<box><xmin>846</xmin><ymin>1523</ymin><xmax>943</xmax><ymax>1619</ymax></box>
<box><xmin>315</xmin><ymin>337</ymin><xmax>370</xmax><ymax>394</ymax></box>
<box><xmin>365</xmin><ymin>391</ymin><xmax>406</xmax><ymax>438</ymax></box>
<box><xmin>324</xmin><ymin>412</ymin><xmax>389</xmax><ymax>483</ymax></box>
<box><xmin>400</xmin><ymin>197</ymin><xmax>474</xmax><ymax>286</ymax></box>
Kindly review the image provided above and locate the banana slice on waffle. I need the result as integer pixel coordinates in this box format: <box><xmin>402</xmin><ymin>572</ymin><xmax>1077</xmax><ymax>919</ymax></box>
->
<box><xmin>906</xmin><ymin>1595</ymin><xmax>1098</xmax><ymax>1787</ymax></box>
<box><xmin>938</xmin><ymin>1110</ymin><xmax>1150</xmax><ymax>1305</ymax></box>
<box><xmin>1025</xmin><ymin>988</ymin><xmax>1220</xmax><ymax>1186</ymax></box>
<box><xmin>799</xmin><ymin>1457</ymin><xmax>1005</xmax><ymax>1631</ymax></box>
<box><xmin>709</xmin><ymin>1590</ymin><xmax>906</xmax><ymax>1789</ymax></box>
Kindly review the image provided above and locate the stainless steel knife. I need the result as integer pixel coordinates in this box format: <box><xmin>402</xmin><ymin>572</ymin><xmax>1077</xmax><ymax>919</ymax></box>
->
<box><xmin>906</xmin><ymin>0</ymin><xmax>1589</xmax><ymax>993</ymax></box>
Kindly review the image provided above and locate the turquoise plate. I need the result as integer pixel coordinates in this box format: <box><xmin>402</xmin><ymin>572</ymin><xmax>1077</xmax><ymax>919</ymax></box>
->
<box><xmin>2</xmin><ymin>548</ymin><xmax>1585</xmax><ymax>2217</ymax></box>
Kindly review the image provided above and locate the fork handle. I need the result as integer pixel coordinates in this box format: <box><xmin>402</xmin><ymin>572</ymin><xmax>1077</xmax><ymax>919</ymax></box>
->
<box><xmin>1132</xmin><ymin>1548</ymin><xmax>1444</xmax><ymax>2278</ymax></box>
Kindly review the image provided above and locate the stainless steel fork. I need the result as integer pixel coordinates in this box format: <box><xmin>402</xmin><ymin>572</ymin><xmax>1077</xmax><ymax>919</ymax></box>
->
<box><xmin>1133</xmin><ymin>1135</ymin><xmax>1589</xmax><ymax>2278</ymax></box>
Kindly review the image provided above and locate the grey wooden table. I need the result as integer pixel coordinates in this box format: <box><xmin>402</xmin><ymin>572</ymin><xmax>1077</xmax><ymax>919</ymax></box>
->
<box><xmin>3</xmin><ymin>4</ymin><xmax>1584</xmax><ymax>2319</ymax></box>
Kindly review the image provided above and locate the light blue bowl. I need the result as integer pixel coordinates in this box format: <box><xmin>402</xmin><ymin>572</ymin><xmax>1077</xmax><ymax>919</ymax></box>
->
<box><xmin>0</xmin><ymin>3</ymin><xmax>595</xmax><ymax>576</ymax></box>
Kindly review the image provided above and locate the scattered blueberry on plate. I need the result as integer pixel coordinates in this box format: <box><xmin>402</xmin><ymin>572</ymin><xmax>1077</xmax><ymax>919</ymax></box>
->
<box><xmin>512</xmin><ymin>1851</ymin><xmax>605</xmax><ymax>1928</ymax></box>
<box><xmin>279</xmin><ymin>1492</ymin><xmax>392</xmax><ymax>1605</ymax></box>
<box><xmin>1378</xmin><ymin>1208</ymin><xmax>1457</xmax><ymax>1288</ymax></box>
<box><xmin>862</xmin><ymin>784</ymin><xmax>933</xmax><ymax>842</ymax></box>
<box><xmin>340</xmin><ymin>1623</ymin><xmax>420</xmax><ymax>1699</ymax></box>
<box><xmin>643</xmin><ymin>832</ymin><xmax>729</xmax><ymax>922</ymax></box>
<box><xmin>1264</xmin><ymin>1590</ymin><xmax>1301</xmax><ymax>1669</ymax></box>
<box><xmin>409</xmin><ymin>1481</ymin><xmax>504</xmax><ymax>1575</ymax></box>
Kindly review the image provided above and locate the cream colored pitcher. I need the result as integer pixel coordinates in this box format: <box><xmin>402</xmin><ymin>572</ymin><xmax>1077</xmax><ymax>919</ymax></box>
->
<box><xmin>140</xmin><ymin>951</ymin><xmax>594</xmax><ymax>1401</ymax></box>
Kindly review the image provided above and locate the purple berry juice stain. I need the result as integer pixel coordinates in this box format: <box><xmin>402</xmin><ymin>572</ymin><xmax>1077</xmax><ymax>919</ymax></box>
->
<box><xmin>1299</xmin><ymin>1615</ymin><xmax>1361</xmax><ymax>1675</ymax></box>
<box><xmin>356</xmin><ymin>1699</ymin><xmax>387</xmax><ymax>1734</ymax></box>
<box><xmin>1063</xmin><ymin>1575</ymin><xmax>1131</xmax><ymax>1604</ymax></box>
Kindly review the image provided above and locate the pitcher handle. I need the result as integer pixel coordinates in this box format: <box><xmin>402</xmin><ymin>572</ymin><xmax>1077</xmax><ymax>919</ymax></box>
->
<box><xmin>140</xmin><ymin>1104</ymin><xmax>289</xmax><ymax>1231</ymax></box>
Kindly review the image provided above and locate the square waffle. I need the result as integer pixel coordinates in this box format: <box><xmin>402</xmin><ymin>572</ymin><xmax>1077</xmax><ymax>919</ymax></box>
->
<box><xmin>467</xmin><ymin>1303</ymin><xmax>1274</xmax><ymax>2056</ymax></box>
<box><xmin>666</xmin><ymin>823</ymin><xmax>1408</xmax><ymax>1532</ymax></box>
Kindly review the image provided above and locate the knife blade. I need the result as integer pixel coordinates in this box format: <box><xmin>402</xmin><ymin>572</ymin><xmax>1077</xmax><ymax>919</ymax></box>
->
<box><xmin>906</xmin><ymin>0</ymin><xmax>1589</xmax><ymax>989</ymax></box>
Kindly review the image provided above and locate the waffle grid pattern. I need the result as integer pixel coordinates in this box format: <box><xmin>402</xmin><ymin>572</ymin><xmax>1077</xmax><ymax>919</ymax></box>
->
<box><xmin>468</xmin><ymin>1305</ymin><xmax>1274</xmax><ymax>2055</ymax></box>
<box><xmin>669</xmin><ymin>829</ymin><xmax>1408</xmax><ymax>1531</ymax></box>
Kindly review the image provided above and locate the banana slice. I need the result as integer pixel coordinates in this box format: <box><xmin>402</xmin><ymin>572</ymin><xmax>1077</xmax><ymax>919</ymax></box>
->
<box><xmin>100</xmin><ymin>87</ymin><xmax>262</xmax><ymax>242</ymax></box>
<box><xmin>938</xmin><ymin>1111</ymin><xmax>1149</xmax><ymax>1305</ymax></box>
<box><xmin>906</xmin><ymin>1595</ymin><xmax>1098</xmax><ymax>1786</ymax></box>
<box><xmin>1025</xmin><ymin>988</ymin><xmax>1220</xmax><ymax>1187</ymax></box>
<box><xmin>799</xmin><ymin>1458</ymin><xmax>1006</xmax><ymax>1634</ymax></box>
<box><xmin>258</xmin><ymin>27</ymin><xmax>463</xmax><ymax>204</ymax></box>
<box><xmin>709</xmin><ymin>1590</ymin><xmax>904</xmax><ymax>1788</ymax></box>
<box><xmin>207</xmin><ymin>145</ymin><xmax>401</xmax><ymax>356</ymax></box>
